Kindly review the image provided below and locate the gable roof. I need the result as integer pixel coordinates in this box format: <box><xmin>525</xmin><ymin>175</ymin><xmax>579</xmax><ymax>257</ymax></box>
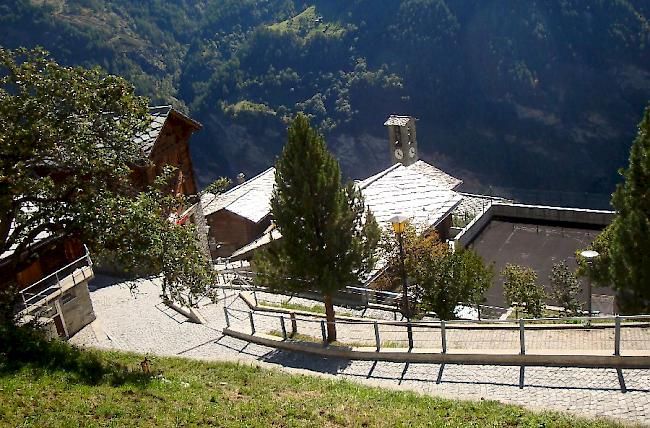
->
<box><xmin>407</xmin><ymin>160</ymin><xmax>462</xmax><ymax>190</ymax></box>
<box><xmin>360</xmin><ymin>162</ymin><xmax>463</xmax><ymax>231</ymax></box>
<box><xmin>201</xmin><ymin>167</ymin><xmax>276</xmax><ymax>223</ymax></box>
<box><xmin>132</xmin><ymin>106</ymin><xmax>202</xmax><ymax>157</ymax></box>
<box><xmin>223</xmin><ymin>161</ymin><xmax>463</xmax><ymax>260</ymax></box>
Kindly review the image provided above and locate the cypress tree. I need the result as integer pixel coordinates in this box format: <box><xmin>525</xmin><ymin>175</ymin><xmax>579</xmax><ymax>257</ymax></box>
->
<box><xmin>610</xmin><ymin>105</ymin><xmax>650</xmax><ymax>313</ymax></box>
<box><xmin>254</xmin><ymin>114</ymin><xmax>379</xmax><ymax>341</ymax></box>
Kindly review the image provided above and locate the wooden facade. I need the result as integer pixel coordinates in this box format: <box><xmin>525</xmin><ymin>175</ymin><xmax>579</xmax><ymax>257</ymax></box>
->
<box><xmin>132</xmin><ymin>108</ymin><xmax>201</xmax><ymax>197</ymax></box>
<box><xmin>206</xmin><ymin>210</ymin><xmax>271</xmax><ymax>259</ymax></box>
<box><xmin>0</xmin><ymin>237</ymin><xmax>85</xmax><ymax>292</ymax></box>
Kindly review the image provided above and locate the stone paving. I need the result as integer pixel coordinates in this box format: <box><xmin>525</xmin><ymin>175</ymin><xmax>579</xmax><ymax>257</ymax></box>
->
<box><xmin>71</xmin><ymin>275</ymin><xmax>650</xmax><ymax>425</ymax></box>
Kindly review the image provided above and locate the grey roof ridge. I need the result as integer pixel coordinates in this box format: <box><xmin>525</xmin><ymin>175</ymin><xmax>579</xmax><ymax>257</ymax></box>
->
<box><xmin>203</xmin><ymin>166</ymin><xmax>276</xmax><ymax>216</ymax></box>
<box><xmin>220</xmin><ymin>165</ymin><xmax>276</xmax><ymax>199</ymax></box>
<box><xmin>149</xmin><ymin>105</ymin><xmax>202</xmax><ymax>130</ymax></box>
<box><xmin>358</xmin><ymin>163</ymin><xmax>403</xmax><ymax>190</ymax></box>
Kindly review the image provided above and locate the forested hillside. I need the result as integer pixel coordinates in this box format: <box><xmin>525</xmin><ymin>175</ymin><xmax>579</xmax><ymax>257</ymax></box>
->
<box><xmin>2</xmin><ymin>0</ymin><xmax>649</xmax><ymax>207</ymax></box>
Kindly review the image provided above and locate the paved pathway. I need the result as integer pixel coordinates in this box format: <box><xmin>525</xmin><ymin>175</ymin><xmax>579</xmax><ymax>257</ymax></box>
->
<box><xmin>71</xmin><ymin>275</ymin><xmax>650</xmax><ymax>425</ymax></box>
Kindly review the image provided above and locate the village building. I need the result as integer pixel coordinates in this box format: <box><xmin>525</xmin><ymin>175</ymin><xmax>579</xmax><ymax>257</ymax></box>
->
<box><xmin>0</xmin><ymin>233</ymin><xmax>95</xmax><ymax>339</ymax></box>
<box><xmin>212</xmin><ymin>115</ymin><xmax>463</xmax><ymax>265</ymax></box>
<box><xmin>132</xmin><ymin>105</ymin><xmax>201</xmax><ymax>195</ymax></box>
<box><xmin>132</xmin><ymin>105</ymin><xmax>210</xmax><ymax>256</ymax></box>
<box><xmin>454</xmin><ymin>202</ymin><xmax>615</xmax><ymax>313</ymax></box>
<box><xmin>201</xmin><ymin>167</ymin><xmax>276</xmax><ymax>259</ymax></box>
<box><xmin>2</xmin><ymin>105</ymin><xmax>208</xmax><ymax>338</ymax></box>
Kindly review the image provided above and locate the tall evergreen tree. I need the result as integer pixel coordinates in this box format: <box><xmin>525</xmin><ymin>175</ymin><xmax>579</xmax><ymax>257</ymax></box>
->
<box><xmin>253</xmin><ymin>114</ymin><xmax>380</xmax><ymax>341</ymax></box>
<box><xmin>610</xmin><ymin>105</ymin><xmax>650</xmax><ymax>313</ymax></box>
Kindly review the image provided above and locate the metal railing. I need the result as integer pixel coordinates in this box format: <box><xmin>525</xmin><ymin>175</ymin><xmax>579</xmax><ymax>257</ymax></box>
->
<box><xmin>19</xmin><ymin>246</ymin><xmax>93</xmax><ymax>311</ymax></box>
<box><xmin>223</xmin><ymin>306</ymin><xmax>650</xmax><ymax>356</ymax></box>
<box><xmin>216</xmin><ymin>270</ymin><xmax>404</xmax><ymax>308</ymax></box>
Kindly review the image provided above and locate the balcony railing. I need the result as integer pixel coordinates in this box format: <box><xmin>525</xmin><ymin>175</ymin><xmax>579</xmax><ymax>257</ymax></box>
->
<box><xmin>19</xmin><ymin>245</ymin><xmax>93</xmax><ymax>312</ymax></box>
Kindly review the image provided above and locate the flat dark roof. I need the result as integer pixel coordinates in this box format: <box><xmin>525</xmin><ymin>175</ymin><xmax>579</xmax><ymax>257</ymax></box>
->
<box><xmin>470</xmin><ymin>218</ymin><xmax>612</xmax><ymax>308</ymax></box>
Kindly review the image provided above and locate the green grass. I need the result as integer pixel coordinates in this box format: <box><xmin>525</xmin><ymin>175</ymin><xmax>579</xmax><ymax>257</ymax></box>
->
<box><xmin>0</xmin><ymin>326</ymin><xmax>625</xmax><ymax>427</ymax></box>
<box><xmin>267</xmin><ymin>330</ymin><xmax>403</xmax><ymax>349</ymax></box>
<box><xmin>259</xmin><ymin>299</ymin><xmax>352</xmax><ymax>317</ymax></box>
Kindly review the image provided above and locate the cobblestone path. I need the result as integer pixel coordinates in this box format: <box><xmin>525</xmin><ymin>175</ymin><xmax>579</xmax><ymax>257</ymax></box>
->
<box><xmin>71</xmin><ymin>275</ymin><xmax>650</xmax><ymax>425</ymax></box>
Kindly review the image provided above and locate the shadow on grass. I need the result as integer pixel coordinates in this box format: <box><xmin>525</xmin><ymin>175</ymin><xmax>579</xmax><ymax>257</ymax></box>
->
<box><xmin>261</xmin><ymin>346</ymin><xmax>353</xmax><ymax>375</ymax></box>
<box><xmin>0</xmin><ymin>323</ymin><xmax>151</xmax><ymax>387</ymax></box>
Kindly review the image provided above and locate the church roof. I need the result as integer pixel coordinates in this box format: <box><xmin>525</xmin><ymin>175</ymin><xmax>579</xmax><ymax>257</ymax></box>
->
<box><xmin>201</xmin><ymin>167</ymin><xmax>276</xmax><ymax>223</ymax></box>
<box><xmin>407</xmin><ymin>160</ymin><xmax>462</xmax><ymax>190</ymax></box>
<box><xmin>360</xmin><ymin>163</ymin><xmax>463</xmax><ymax>231</ymax></box>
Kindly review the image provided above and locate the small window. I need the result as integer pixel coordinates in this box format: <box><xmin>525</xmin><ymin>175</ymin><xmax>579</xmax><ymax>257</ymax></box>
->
<box><xmin>61</xmin><ymin>292</ymin><xmax>76</xmax><ymax>305</ymax></box>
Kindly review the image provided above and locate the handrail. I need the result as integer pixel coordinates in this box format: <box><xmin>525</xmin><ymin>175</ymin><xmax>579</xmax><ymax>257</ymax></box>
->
<box><xmin>224</xmin><ymin>306</ymin><xmax>650</xmax><ymax>374</ymax></box>
<box><xmin>19</xmin><ymin>245</ymin><xmax>92</xmax><ymax>309</ymax></box>
<box><xmin>225</xmin><ymin>305</ymin><xmax>650</xmax><ymax>327</ymax></box>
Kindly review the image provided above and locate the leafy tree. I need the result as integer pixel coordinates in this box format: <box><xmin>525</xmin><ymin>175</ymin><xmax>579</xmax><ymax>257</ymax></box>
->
<box><xmin>609</xmin><ymin>105</ymin><xmax>650</xmax><ymax>313</ymax></box>
<box><xmin>0</xmin><ymin>47</ymin><xmax>215</xmax><ymax>312</ymax></box>
<box><xmin>549</xmin><ymin>261</ymin><xmax>582</xmax><ymax>316</ymax></box>
<box><xmin>380</xmin><ymin>226</ymin><xmax>493</xmax><ymax>320</ymax></box>
<box><xmin>377</xmin><ymin>225</ymin><xmax>447</xmax><ymax>314</ymax></box>
<box><xmin>253</xmin><ymin>114</ymin><xmax>380</xmax><ymax>341</ymax></box>
<box><xmin>203</xmin><ymin>177</ymin><xmax>231</xmax><ymax>196</ymax></box>
<box><xmin>502</xmin><ymin>264</ymin><xmax>546</xmax><ymax>318</ymax></box>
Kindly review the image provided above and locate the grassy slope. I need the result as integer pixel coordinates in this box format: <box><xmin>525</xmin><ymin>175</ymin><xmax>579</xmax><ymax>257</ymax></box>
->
<box><xmin>0</xmin><ymin>341</ymin><xmax>624</xmax><ymax>427</ymax></box>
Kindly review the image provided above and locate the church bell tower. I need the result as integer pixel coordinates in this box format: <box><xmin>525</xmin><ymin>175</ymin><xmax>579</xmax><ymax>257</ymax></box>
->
<box><xmin>384</xmin><ymin>115</ymin><xmax>418</xmax><ymax>166</ymax></box>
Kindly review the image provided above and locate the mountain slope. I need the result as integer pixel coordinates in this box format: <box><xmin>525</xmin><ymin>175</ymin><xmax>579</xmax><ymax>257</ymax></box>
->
<box><xmin>2</xmin><ymin>0</ymin><xmax>649</xmax><ymax>207</ymax></box>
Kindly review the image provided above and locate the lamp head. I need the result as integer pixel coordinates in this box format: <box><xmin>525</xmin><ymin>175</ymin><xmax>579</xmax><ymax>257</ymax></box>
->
<box><xmin>390</xmin><ymin>214</ymin><xmax>409</xmax><ymax>234</ymax></box>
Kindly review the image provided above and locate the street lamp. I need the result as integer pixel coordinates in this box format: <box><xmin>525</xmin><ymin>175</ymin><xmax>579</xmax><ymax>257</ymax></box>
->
<box><xmin>390</xmin><ymin>214</ymin><xmax>410</xmax><ymax>317</ymax></box>
<box><xmin>580</xmin><ymin>250</ymin><xmax>599</xmax><ymax>317</ymax></box>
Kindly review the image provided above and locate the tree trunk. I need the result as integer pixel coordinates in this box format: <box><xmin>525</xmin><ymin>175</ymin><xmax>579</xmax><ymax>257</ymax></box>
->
<box><xmin>324</xmin><ymin>294</ymin><xmax>337</xmax><ymax>342</ymax></box>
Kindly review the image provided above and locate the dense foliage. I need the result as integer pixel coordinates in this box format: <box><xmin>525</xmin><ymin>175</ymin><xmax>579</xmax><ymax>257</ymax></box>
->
<box><xmin>1</xmin><ymin>1</ymin><xmax>649</xmax><ymax>204</ymax></box>
<box><xmin>0</xmin><ymin>48</ymin><xmax>214</xmax><ymax>310</ymax></box>
<box><xmin>379</xmin><ymin>226</ymin><xmax>493</xmax><ymax>320</ymax></box>
<box><xmin>609</xmin><ymin>106</ymin><xmax>650</xmax><ymax>313</ymax></box>
<box><xmin>253</xmin><ymin>114</ymin><xmax>380</xmax><ymax>341</ymax></box>
<box><xmin>502</xmin><ymin>264</ymin><xmax>546</xmax><ymax>318</ymax></box>
<box><xmin>549</xmin><ymin>261</ymin><xmax>582</xmax><ymax>316</ymax></box>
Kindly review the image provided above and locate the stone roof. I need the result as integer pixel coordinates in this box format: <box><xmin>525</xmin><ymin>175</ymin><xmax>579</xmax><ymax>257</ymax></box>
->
<box><xmin>407</xmin><ymin>160</ymin><xmax>462</xmax><ymax>190</ymax></box>
<box><xmin>360</xmin><ymin>163</ymin><xmax>463</xmax><ymax>231</ymax></box>
<box><xmin>223</xmin><ymin>161</ymin><xmax>462</xmax><ymax>259</ymax></box>
<box><xmin>132</xmin><ymin>106</ymin><xmax>202</xmax><ymax>157</ymax></box>
<box><xmin>201</xmin><ymin>167</ymin><xmax>276</xmax><ymax>223</ymax></box>
<box><xmin>383</xmin><ymin>115</ymin><xmax>413</xmax><ymax>127</ymax></box>
<box><xmin>133</xmin><ymin>106</ymin><xmax>171</xmax><ymax>157</ymax></box>
<box><xmin>230</xmin><ymin>226</ymin><xmax>282</xmax><ymax>260</ymax></box>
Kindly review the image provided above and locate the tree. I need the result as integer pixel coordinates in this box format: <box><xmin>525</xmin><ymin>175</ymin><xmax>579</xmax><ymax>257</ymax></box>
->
<box><xmin>253</xmin><ymin>114</ymin><xmax>380</xmax><ymax>341</ymax></box>
<box><xmin>502</xmin><ymin>264</ymin><xmax>546</xmax><ymax>318</ymax></box>
<box><xmin>0</xmin><ymin>47</ymin><xmax>215</xmax><ymax>314</ymax></box>
<box><xmin>549</xmin><ymin>261</ymin><xmax>582</xmax><ymax>316</ymax></box>
<box><xmin>608</xmin><ymin>105</ymin><xmax>650</xmax><ymax>313</ymax></box>
<box><xmin>380</xmin><ymin>226</ymin><xmax>493</xmax><ymax>320</ymax></box>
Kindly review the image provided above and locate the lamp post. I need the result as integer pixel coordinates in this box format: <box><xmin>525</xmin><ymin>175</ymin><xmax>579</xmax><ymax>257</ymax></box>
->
<box><xmin>580</xmin><ymin>250</ymin><xmax>599</xmax><ymax>317</ymax></box>
<box><xmin>390</xmin><ymin>214</ymin><xmax>410</xmax><ymax>318</ymax></box>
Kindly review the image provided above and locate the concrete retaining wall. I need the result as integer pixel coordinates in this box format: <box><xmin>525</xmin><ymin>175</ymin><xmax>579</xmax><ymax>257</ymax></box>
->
<box><xmin>455</xmin><ymin>202</ymin><xmax>615</xmax><ymax>248</ymax></box>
